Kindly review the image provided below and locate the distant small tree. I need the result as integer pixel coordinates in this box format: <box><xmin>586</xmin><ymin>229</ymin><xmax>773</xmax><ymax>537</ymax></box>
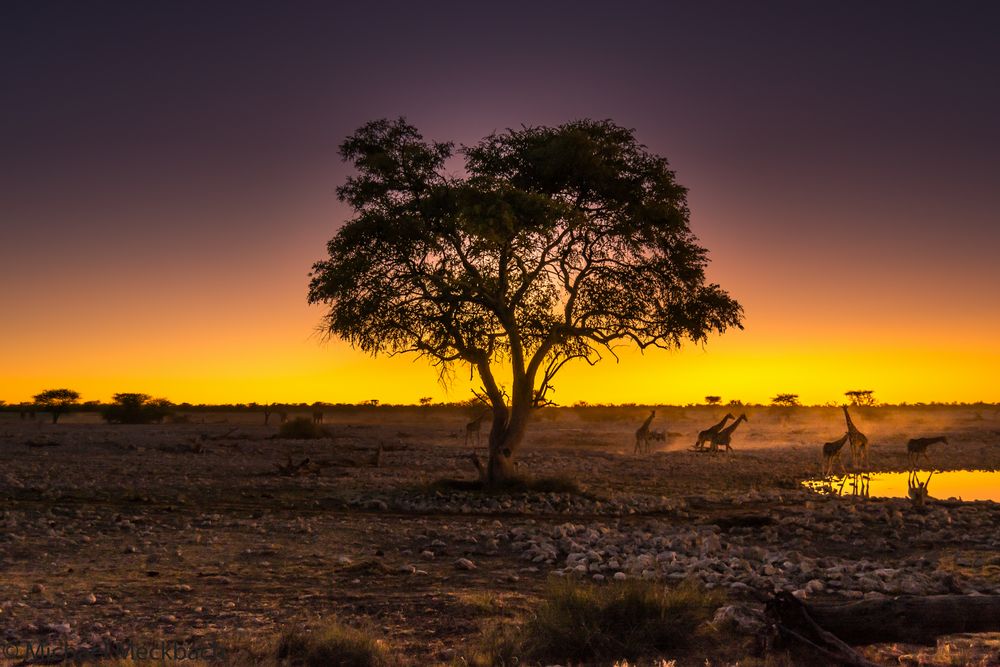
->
<box><xmin>368</xmin><ymin>399</ymin><xmax>380</xmax><ymax>407</ymax></box>
<box><xmin>771</xmin><ymin>394</ymin><xmax>800</xmax><ymax>407</ymax></box>
<box><xmin>102</xmin><ymin>393</ymin><xmax>172</xmax><ymax>424</ymax></box>
<box><xmin>418</xmin><ymin>397</ymin><xmax>433</xmax><ymax>407</ymax></box>
<box><xmin>727</xmin><ymin>399</ymin><xmax>743</xmax><ymax>407</ymax></box>
<box><xmin>704</xmin><ymin>396</ymin><xmax>721</xmax><ymax>406</ymax></box>
<box><xmin>33</xmin><ymin>388</ymin><xmax>80</xmax><ymax>423</ymax></box>
<box><xmin>845</xmin><ymin>390</ymin><xmax>876</xmax><ymax>407</ymax></box>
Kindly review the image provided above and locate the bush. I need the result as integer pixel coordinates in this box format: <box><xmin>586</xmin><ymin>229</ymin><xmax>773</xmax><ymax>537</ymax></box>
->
<box><xmin>274</xmin><ymin>621</ymin><xmax>394</xmax><ymax>667</ymax></box>
<box><xmin>278</xmin><ymin>417</ymin><xmax>327</xmax><ymax>439</ymax></box>
<box><xmin>102</xmin><ymin>393</ymin><xmax>172</xmax><ymax>424</ymax></box>
<box><xmin>501</xmin><ymin>579</ymin><xmax>725</xmax><ymax>664</ymax></box>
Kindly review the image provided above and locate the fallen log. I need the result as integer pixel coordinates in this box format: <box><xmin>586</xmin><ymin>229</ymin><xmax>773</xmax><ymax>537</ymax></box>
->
<box><xmin>768</xmin><ymin>591</ymin><xmax>1000</xmax><ymax>655</ymax></box>
<box><xmin>805</xmin><ymin>594</ymin><xmax>1000</xmax><ymax>645</ymax></box>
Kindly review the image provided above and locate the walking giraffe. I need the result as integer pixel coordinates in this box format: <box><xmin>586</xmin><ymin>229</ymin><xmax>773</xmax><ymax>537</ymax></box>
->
<box><xmin>693</xmin><ymin>413</ymin><xmax>735</xmax><ymax>451</ymax></box>
<box><xmin>709</xmin><ymin>413</ymin><xmax>747</xmax><ymax>453</ymax></box>
<box><xmin>842</xmin><ymin>406</ymin><xmax>869</xmax><ymax>469</ymax></box>
<box><xmin>907</xmin><ymin>436</ymin><xmax>947</xmax><ymax>467</ymax></box>
<box><xmin>634</xmin><ymin>410</ymin><xmax>656</xmax><ymax>454</ymax></box>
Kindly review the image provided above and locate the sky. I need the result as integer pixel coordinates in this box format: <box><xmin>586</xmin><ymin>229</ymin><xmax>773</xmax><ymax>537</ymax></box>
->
<box><xmin>2</xmin><ymin>1</ymin><xmax>999</xmax><ymax>406</ymax></box>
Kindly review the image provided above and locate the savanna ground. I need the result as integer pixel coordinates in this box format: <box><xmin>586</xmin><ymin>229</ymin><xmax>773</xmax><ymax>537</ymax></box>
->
<box><xmin>1</xmin><ymin>405</ymin><xmax>998</xmax><ymax>665</ymax></box>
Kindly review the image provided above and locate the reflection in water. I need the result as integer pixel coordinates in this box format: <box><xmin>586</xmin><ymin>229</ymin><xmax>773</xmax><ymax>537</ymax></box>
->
<box><xmin>802</xmin><ymin>470</ymin><xmax>1000</xmax><ymax>502</ymax></box>
<box><xmin>907</xmin><ymin>470</ymin><xmax>933</xmax><ymax>508</ymax></box>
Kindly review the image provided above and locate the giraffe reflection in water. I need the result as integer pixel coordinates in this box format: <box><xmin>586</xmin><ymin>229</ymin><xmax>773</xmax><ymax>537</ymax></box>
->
<box><xmin>907</xmin><ymin>470</ymin><xmax>934</xmax><ymax>508</ymax></box>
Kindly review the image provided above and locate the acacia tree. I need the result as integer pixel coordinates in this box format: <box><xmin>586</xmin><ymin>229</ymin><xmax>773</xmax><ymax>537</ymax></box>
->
<box><xmin>771</xmin><ymin>394</ymin><xmax>801</xmax><ymax>407</ymax></box>
<box><xmin>33</xmin><ymin>388</ymin><xmax>80</xmax><ymax>424</ymax></box>
<box><xmin>845</xmin><ymin>390</ymin><xmax>876</xmax><ymax>407</ymax></box>
<box><xmin>309</xmin><ymin>119</ymin><xmax>743</xmax><ymax>483</ymax></box>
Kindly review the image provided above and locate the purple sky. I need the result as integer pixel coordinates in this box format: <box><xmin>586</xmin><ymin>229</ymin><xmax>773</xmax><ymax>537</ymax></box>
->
<box><xmin>2</xmin><ymin>1</ymin><xmax>999</xmax><ymax>404</ymax></box>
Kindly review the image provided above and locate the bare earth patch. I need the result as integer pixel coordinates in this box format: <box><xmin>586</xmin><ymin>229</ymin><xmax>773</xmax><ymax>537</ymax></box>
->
<box><xmin>0</xmin><ymin>405</ymin><xmax>997</xmax><ymax>665</ymax></box>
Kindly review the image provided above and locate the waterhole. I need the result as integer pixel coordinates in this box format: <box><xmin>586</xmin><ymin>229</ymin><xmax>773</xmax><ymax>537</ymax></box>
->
<box><xmin>802</xmin><ymin>470</ymin><xmax>1000</xmax><ymax>502</ymax></box>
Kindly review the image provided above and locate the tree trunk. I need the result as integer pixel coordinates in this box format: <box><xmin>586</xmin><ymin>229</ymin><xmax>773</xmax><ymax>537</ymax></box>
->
<box><xmin>51</xmin><ymin>411</ymin><xmax>59</xmax><ymax>424</ymax></box>
<box><xmin>484</xmin><ymin>396</ymin><xmax>530</xmax><ymax>485</ymax></box>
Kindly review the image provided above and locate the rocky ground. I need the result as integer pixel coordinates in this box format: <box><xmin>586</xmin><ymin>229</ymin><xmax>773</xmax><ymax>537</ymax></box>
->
<box><xmin>0</xmin><ymin>405</ymin><xmax>998</xmax><ymax>665</ymax></box>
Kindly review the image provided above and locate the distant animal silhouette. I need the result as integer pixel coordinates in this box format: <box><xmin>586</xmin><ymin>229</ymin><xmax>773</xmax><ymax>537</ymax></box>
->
<box><xmin>907</xmin><ymin>436</ymin><xmax>947</xmax><ymax>466</ymax></box>
<box><xmin>634</xmin><ymin>410</ymin><xmax>656</xmax><ymax>454</ymax></box>
<box><xmin>649</xmin><ymin>429</ymin><xmax>666</xmax><ymax>443</ymax></box>
<box><xmin>710</xmin><ymin>413</ymin><xmax>748</xmax><ymax>453</ymax></box>
<box><xmin>279</xmin><ymin>411</ymin><xmax>289</xmax><ymax>424</ymax></box>
<box><xmin>821</xmin><ymin>432</ymin><xmax>850</xmax><ymax>476</ymax></box>
<box><xmin>694</xmin><ymin>413</ymin><xmax>735</xmax><ymax>450</ymax></box>
<box><xmin>465</xmin><ymin>411</ymin><xmax>489</xmax><ymax>447</ymax></box>
<box><xmin>842</xmin><ymin>406</ymin><xmax>869</xmax><ymax>468</ymax></box>
<box><xmin>312</xmin><ymin>411</ymin><xmax>324</xmax><ymax>424</ymax></box>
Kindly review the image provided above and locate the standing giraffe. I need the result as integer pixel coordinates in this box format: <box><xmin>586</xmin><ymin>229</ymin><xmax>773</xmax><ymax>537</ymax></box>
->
<box><xmin>821</xmin><ymin>432</ymin><xmax>850</xmax><ymax>476</ymax></box>
<box><xmin>634</xmin><ymin>410</ymin><xmax>656</xmax><ymax>454</ymax></box>
<box><xmin>694</xmin><ymin>413</ymin><xmax>735</xmax><ymax>450</ymax></box>
<box><xmin>709</xmin><ymin>413</ymin><xmax>748</xmax><ymax>453</ymax></box>
<box><xmin>842</xmin><ymin>406</ymin><xmax>869</xmax><ymax>469</ymax></box>
<box><xmin>465</xmin><ymin>411</ymin><xmax>489</xmax><ymax>447</ymax></box>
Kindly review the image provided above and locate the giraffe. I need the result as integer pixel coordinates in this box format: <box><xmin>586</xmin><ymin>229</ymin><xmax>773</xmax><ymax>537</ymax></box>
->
<box><xmin>634</xmin><ymin>410</ymin><xmax>656</xmax><ymax>454</ymax></box>
<box><xmin>312</xmin><ymin>411</ymin><xmax>324</xmax><ymax>425</ymax></box>
<box><xmin>465</xmin><ymin>411</ymin><xmax>489</xmax><ymax>447</ymax></box>
<box><xmin>907</xmin><ymin>436</ymin><xmax>947</xmax><ymax>467</ymax></box>
<box><xmin>709</xmin><ymin>413</ymin><xmax>748</xmax><ymax>453</ymax></box>
<box><xmin>821</xmin><ymin>432</ymin><xmax>850</xmax><ymax>476</ymax></box>
<box><xmin>694</xmin><ymin>413</ymin><xmax>735</xmax><ymax>451</ymax></box>
<box><xmin>842</xmin><ymin>406</ymin><xmax>869</xmax><ymax>469</ymax></box>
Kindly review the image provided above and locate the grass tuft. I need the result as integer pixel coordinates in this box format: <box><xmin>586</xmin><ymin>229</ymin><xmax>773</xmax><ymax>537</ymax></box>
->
<box><xmin>274</xmin><ymin>620</ymin><xmax>394</xmax><ymax>667</ymax></box>
<box><xmin>470</xmin><ymin>578</ymin><xmax>726</xmax><ymax>665</ymax></box>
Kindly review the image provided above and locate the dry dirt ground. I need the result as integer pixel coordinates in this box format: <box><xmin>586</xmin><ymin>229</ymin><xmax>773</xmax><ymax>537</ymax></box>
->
<box><xmin>0</xmin><ymin>405</ymin><xmax>998</xmax><ymax>665</ymax></box>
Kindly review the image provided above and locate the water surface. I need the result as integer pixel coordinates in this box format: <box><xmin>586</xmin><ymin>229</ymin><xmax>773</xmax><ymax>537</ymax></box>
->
<box><xmin>802</xmin><ymin>470</ymin><xmax>1000</xmax><ymax>502</ymax></box>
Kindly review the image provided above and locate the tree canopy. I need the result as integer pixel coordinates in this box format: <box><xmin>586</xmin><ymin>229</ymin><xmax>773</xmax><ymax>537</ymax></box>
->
<box><xmin>845</xmin><ymin>390</ymin><xmax>876</xmax><ymax>407</ymax></box>
<box><xmin>309</xmin><ymin>118</ymin><xmax>743</xmax><ymax>481</ymax></box>
<box><xmin>771</xmin><ymin>394</ymin><xmax>801</xmax><ymax>407</ymax></box>
<box><xmin>32</xmin><ymin>388</ymin><xmax>80</xmax><ymax>423</ymax></box>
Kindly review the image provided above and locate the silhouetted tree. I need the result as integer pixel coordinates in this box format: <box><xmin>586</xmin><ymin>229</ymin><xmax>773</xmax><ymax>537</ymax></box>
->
<box><xmin>102</xmin><ymin>393</ymin><xmax>172</xmax><ymax>424</ymax></box>
<box><xmin>704</xmin><ymin>396</ymin><xmax>722</xmax><ymax>406</ymax></box>
<box><xmin>845</xmin><ymin>389</ymin><xmax>876</xmax><ymax>407</ymax></box>
<box><xmin>33</xmin><ymin>388</ymin><xmax>80</xmax><ymax>423</ymax></box>
<box><xmin>771</xmin><ymin>394</ymin><xmax>801</xmax><ymax>407</ymax></box>
<box><xmin>418</xmin><ymin>397</ymin><xmax>433</xmax><ymax>406</ymax></box>
<box><xmin>309</xmin><ymin>119</ymin><xmax>743</xmax><ymax>483</ymax></box>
